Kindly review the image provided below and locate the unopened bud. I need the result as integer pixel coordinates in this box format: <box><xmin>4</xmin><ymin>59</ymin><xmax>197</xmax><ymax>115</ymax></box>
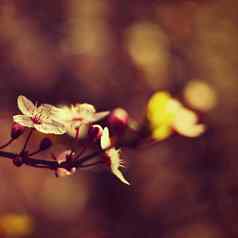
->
<box><xmin>108</xmin><ymin>108</ymin><xmax>129</xmax><ymax>133</ymax></box>
<box><xmin>88</xmin><ymin>124</ymin><xmax>103</xmax><ymax>142</ymax></box>
<box><xmin>13</xmin><ymin>156</ymin><xmax>23</xmax><ymax>167</ymax></box>
<box><xmin>11</xmin><ymin>123</ymin><xmax>25</xmax><ymax>139</ymax></box>
<box><xmin>56</xmin><ymin>150</ymin><xmax>74</xmax><ymax>165</ymax></box>
<box><xmin>39</xmin><ymin>137</ymin><xmax>52</xmax><ymax>151</ymax></box>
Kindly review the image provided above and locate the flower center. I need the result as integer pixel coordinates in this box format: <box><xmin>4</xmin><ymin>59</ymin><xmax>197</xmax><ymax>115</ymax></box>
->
<box><xmin>31</xmin><ymin>115</ymin><xmax>41</xmax><ymax>124</ymax></box>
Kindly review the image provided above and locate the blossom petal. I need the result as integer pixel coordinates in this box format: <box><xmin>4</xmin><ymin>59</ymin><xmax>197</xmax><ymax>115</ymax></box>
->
<box><xmin>74</xmin><ymin>103</ymin><xmax>96</xmax><ymax>121</ymax></box>
<box><xmin>34</xmin><ymin>121</ymin><xmax>66</xmax><ymax>135</ymax></box>
<box><xmin>92</xmin><ymin>111</ymin><xmax>110</xmax><ymax>122</ymax></box>
<box><xmin>51</xmin><ymin>105</ymin><xmax>74</xmax><ymax>123</ymax></box>
<box><xmin>173</xmin><ymin>108</ymin><xmax>205</xmax><ymax>137</ymax></box>
<box><xmin>37</xmin><ymin>104</ymin><xmax>61</xmax><ymax>119</ymax></box>
<box><xmin>17</xmin><ymin>95</ymin><xmax>35</xmax><ymax>116</ymax></box>
<box><xmin>111</xmin><ymin>167</ymin><xmax>130</xmax><ymax>185</ymax></box>
<box><xmin>100</xmin><ymin>127</ymin><xmax>111</xmax><ymax>150</ymax></box>
<box><xmin>75</xmin><ymin>103</ymin><xmax>96</xmax><ymax>114</ymax></box>
<box><xmin>107</xmin><ymin>149</ymin><xmax>130</xmax><ymax>185</ymax></box>
<box><xmin>13</xmin><ymin>115</ymin><xmax>34</xmax><ymax>128</ymax></box>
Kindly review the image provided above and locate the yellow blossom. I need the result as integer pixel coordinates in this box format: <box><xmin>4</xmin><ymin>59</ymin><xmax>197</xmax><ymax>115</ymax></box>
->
<box><xmin>13</xmin><ymin>95</ymin><xmax>66</xmax><ymax>135</ymax></box>
<box><xmin>100</xmin><ymin>127</ymin><xmax>130</xmax><ymax>185</ymax></box>
<box><xmin>147</xmin><ymin>91</ymin><xmax>205</xmax><ymax>140</ymax></box>
<box><xmin>173</xmin><ymin>107</ymin><xmax>205</xmax><ymax>137</ymax></box>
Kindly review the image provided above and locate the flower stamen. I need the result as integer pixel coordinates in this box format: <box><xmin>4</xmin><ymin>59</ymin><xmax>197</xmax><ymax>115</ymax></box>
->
<box><xmin>31</xmin><ymin>116</ymin><xmax>41</xmax><ymax>124</ymax></box>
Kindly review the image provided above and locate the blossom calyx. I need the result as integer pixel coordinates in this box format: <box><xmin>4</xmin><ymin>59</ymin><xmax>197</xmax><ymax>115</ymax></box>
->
<box><xmin>108</xmin><ymin>108</ymin><xmax>129</xmax><ymax>133</ymax></box>
<box><xmin>11</xmin><ymin>123</ymin><xmax>25</xmax><ymax>139</ymax></box>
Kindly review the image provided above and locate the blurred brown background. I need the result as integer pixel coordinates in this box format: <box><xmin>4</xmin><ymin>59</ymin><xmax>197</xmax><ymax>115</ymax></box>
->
<box><xmin>0</xmin><ymin>0</ymin><xmax>238</xmax><ymax>237</ymax></box>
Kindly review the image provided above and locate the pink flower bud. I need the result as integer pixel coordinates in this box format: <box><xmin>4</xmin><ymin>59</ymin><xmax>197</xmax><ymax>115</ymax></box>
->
<box><xmin>56</xmin><ymin>150</ymin><xmax>74</xmax><ymax>164</ymax></box>
<box><xmin>55</xmin><ymin>167</ymin><xmax>76</xmax><ymax>177</ymax></box>
<box><xmin>39</xmin><ymin>138</ymin><xmax>52</xmax><ymax>151</ymax></box>
<box><xmin>13</xmin><ymin>156</ymin><xmax>23</xmax><ymax>167</ymax></box>
<box><xmin>11</xmin><ymin>123</ymin><xmax>25</xmax><ymax>139</ymax></box>
<box><xmin>107</xmin><ymin>108</ymin><xmax>129</xmax><ymax>133</ymax></box>
<box><xmin>88</xmin><ymin>124</ymin><xmax>103</xmax><ymax>142</ymax></box>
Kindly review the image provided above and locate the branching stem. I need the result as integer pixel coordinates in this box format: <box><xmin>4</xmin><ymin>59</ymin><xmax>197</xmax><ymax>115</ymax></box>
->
<box><xmin>0</xmin><ymin>127</ymin><xmax>154</xmax><ymax>173</ymax></box>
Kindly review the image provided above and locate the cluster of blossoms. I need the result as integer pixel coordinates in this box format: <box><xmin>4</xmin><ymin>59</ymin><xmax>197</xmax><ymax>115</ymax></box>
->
<box><xmin>0</xmin><ymin>91</ymin><xmax>205</xmax><ymax>186</ymax></box>
<box><xmin>13</xmin><ymin>95</ymin><xmax>129</xmax><ymax>184</ymax></box>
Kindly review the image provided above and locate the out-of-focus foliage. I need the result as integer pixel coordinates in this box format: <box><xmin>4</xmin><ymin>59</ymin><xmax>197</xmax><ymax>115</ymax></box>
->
<box><xmin>126</xmin><ymin>22</ymin><xmax>169</xmax><ymax>89</ymax></box>
<box><xmin>0</xmin><ymin>0</ymin><xmax>238</xmax><ymax>237</ymax></box>
<box><xmin>183</xmin><ymin>80</ymin><xmax>217</xmax><ymax>112</ymax></box>
<box><xmin>0</xmin><ymin>214</ymin><xmax>33</xmax><ymax>237</ymax></box>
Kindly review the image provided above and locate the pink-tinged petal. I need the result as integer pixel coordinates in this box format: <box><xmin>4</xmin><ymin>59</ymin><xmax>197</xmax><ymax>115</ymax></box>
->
<box><xmin>34</xmin><ymin>121</ymin><xmax>66</xmax><ymax>135</ymax></box>
<box><xmin>13</xmin><ymin>115</ymin><xmax>34</xmax><ymax>128</ymax></box>
<box><xmin>56</xmin><ymin>150</ymin><xmax>73</xmax><ymax>164</ymax></box>
<box><xmin>55</xmin><ymin>168</ymin><xmax>75</xmax><ymax>177</ymax></box>
<box><xmin>107</xmin><ymin>108</ymin><xmax>128</xmax><ymax>127</ymax></box>
<box><xmin>91</xmin><ymin>111</ymin><xmax>110</xmax><ymax>123</ymax></box>
<box><xmin>11</xmin><ymin>123</ymin><xmax>25</xmax><ymax>139</ymax></box>
<box><xmin>17</xmin><ymin>95</ymin><xmax>35</xmax><ymax>116</ymax></box>
<box><xmin>100</xmin><ymin>127</ymin><xmax>111</xmax><ymax>150</ymax></box>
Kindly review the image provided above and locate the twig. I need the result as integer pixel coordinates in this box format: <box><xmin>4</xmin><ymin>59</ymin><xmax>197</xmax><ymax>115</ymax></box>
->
<box><xmin>21</xmin><ymin>128</ymin><xmax>34</xmax><ymax>153</ymax></box>
<box><xmin>0</xmin><ymin>138</ymin><xmax>14</xmax><ymax>149</ymax></box>
<box><xmin>0</xmin><ymin>127</ymin><xmax>156</xmax><ymax>173</ymax></box>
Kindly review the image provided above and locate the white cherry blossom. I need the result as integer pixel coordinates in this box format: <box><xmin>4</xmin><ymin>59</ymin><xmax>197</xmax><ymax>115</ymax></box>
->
<box><xmin>13</xmin><ymin>95</ymin><xmax>66</xmax><ymax>135</ymax></box>
<box><xmin>54</xmin><ymin>103</ymin><xmax>109</xmax><ymax>138</ymax></box>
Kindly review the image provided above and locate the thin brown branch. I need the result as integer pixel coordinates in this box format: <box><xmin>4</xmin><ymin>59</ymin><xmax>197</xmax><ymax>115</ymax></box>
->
<box><xmin>21</xmin><ymin>128</ymin><xmax>34</xmax><ymax>152</ymax></box>
<box><xmin>0</xmin><ymin>138</ymin><xmax>14</xmax><ymax>149</ymax></box>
